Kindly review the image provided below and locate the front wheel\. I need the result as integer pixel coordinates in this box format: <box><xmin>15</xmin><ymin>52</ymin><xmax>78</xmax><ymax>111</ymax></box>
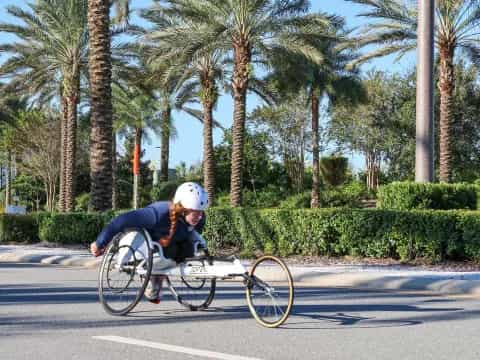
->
<box><xmin>246</xmin><ymin>255</ymin><xmax>294</xmax><ymax>328</ymax></box>
<box><xmin>98</xmin><ymin>230</ymin><xmax>153</xmax><ymax>315</ymax></box>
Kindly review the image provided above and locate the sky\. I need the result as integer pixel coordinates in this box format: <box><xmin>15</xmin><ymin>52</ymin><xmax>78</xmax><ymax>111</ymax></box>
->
<box><xmin>0</xmin><ymin>0</ymin><xmax>417</xmax><ymax>172</ymax></box>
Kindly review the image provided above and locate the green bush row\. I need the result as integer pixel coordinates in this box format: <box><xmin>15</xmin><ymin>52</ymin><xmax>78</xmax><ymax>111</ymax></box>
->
<box><xmin>36</xmin><ymin>212</ymin><xmax>115</xmax><ymax>245</ymax></box>
<box><xmin>377</xmin><ymin>181</ymin><xmax>479</xmax><ymax>210</ymax></box>
<box><xmin>0</xmin><ymin>214</ymin><xmax>39</xmax><ymax>243</ymax></box>
<box><xmin>216</xmin><ymin>181</ymin><xmax>368</xmax><ymax>209</ymax></box>
<box><xmin>2</xmin><ymin>208</ymin><xmax>480</xmax><ymax>263</ymax></box>
<box><xmin>0</xmin><ymin>212</ymin><xmax>117</xmax><ymax>245</ymax></box>
<box><xmin>202</xmin><ymin>208</ymin><xmax>480</xmax><ymax>262</ymax></box>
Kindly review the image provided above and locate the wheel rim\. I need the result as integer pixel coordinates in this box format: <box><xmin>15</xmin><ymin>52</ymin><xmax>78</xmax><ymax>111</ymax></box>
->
<box><xmin>98</xmin><ymin>234</ymin><xmax>152</xmax><ymax>316</ymax></box>
<box><xmin>181</xmin><ymin>276</ymin><xmax>206</xmax><ymax>290</ymax></box>
<box><xmin>167</xmin><ymin>260</ymin><xmax>216</xmax><ymax>311</ymax></box>
<box><xmin>246</xmin><ymin>255</ymin><xmax>294</xmax><ymax>328</ymax></box>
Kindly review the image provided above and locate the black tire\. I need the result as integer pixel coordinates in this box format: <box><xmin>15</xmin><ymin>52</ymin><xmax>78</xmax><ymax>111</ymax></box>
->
<box><xmin>98</xmin><ymin>230</ymin><xmax>153</xmax><ymax>315</ymax></box>
<box><xmin>246</xmin><ymin>255</ymin><xmax>294</xmax><ymax>328</ymax></box>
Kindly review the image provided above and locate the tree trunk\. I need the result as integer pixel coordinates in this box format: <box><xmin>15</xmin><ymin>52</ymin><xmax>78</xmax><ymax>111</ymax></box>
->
<box><xmin>294</xmin><ymin>155</ymin><xmax>305</xmax><ymax>193</ymax></box>
<box><xmin>310</xmin><ymin>90</ymin><xmax>320</xmax><ymax>208</ymax></box>
<box><xmin>44</xmin><ymin>183</ymin><xmax>50</xmax><ymax>212</ymax></box>
<box><xmin>366</xmin><ymin>152</ymin><xmax>372</xmax><ymax>190</ymax></box>
<box><xmin>438</xmin><ymin>43</ymin><xmax>455</xmax><ymax>183</ymax></box>
<box><xmin>132</xmin><ymin>128</ymin><xmax>142</xmax><ymax>209</ymax></box>
<box><xmin>230</xmin><ymin>40</ymin><xmax>251</xmax><ymax>207</ymax></box>
<box><xmin>202</xmin><ymin>100</ymin><xmax>215</xmax><ymax>205</ymax></box>
<box><xmin>5</xmin><ymin>151</ymin><xmax>11</xmax><ymax>209</ymax></box>
<box><xmin>160</xmin><ymin>107</ymin><xmax>171</xmax><ymax>182</ymax></box>
<box><xmin>88</xmin><ymin>0</ymin><xmax>113</xmax><ymax>212</ymax></box>
<box><xmin>112</xmin><ymin>130</ymin><xmax>117</xmax><ymax>210</ymax></box>
<box><xmin>51</xmin><ymin>183</ymin><xmax>56</xmax><ymax>212</ymax></box>
<box><xmin>284</xmin><ymin>155</ymin><xmax>303</xmax><ymax>193</ymax></box>
<box><xmin>11</xmin><ymin>153</ymin><xmax>16</xmax><ymax>180</ymax></box>
<box><xmin>200</xmin><ymin>71</ymin><xmax>216</xmax><ymax>206</ymax></box>
<box><xmin>298</xmin><ymin>122</ymin><xmax>305</xmax><ymax>193</ymax></box>
<box><xmin>282</xmin><ymin>133</ymin><xmax>304</xmax><ymax>193</ymax></box>
<box><xmin>58</xmin><ymin>96</ymin><xmax>68</xmax><ymax>212</ymax></box>
<box><xmin>64</xmin><ymin>93</ymin><xmax>78</xmax><ymax>212</ymax></box>
<box><xmin>297</xmin><ymin>119</ymin><xmax>306</xmax><ymax>193</ymax></box>
<box><xmin>365</xmin><ymin>151</ymin><xmax>380</xmax><ymax>190</ymax></box>
<box><xmin>45</xmin><ymin>180</ymin><xmax>56</xmax><ymax>213</ymax></box>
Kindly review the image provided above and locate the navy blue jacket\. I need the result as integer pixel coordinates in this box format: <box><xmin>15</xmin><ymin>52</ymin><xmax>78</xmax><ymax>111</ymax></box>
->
<box><xmin>95</xmin><ymin>201</ymin><xmax>205</xmax><ymax>261</ymax></box>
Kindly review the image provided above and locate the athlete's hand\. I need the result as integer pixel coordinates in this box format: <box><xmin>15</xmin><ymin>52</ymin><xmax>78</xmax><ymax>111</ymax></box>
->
<box><xmin>90</xmin><ymin>241</ymin><xmax>104</xmax><ymax>257</ymax></box>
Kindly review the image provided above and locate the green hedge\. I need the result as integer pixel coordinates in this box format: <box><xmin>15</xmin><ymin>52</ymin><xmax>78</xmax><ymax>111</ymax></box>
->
<box><xmin>377</xmin><ymin>182</ymin><xmax>478</xmax><ymax>210</ymax></box>
<box><xmin>2</xmin><ymin>208</ymin><xmax>480</xmax><ymax>263</ymax></box>
<box><xmin>0</xmin><ymin>214</ymin><xmax>39</xmax><ymax>243</ymax></box>
<box><xmin>37</xmin><ymin>212</ymin><xmax>114</xmax><ymax>245</ymax></box>
<box><xmin>202</xmin><ymin>208</ymin><xmax>480</xmax><ymax>262</ymax></box>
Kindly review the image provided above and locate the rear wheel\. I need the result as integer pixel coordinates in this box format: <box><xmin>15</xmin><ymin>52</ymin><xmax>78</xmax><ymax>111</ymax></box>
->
<box><xmin>98</xmin><ymin>230</ymin><xmax>153</xmax><ymax>315</ymax></box>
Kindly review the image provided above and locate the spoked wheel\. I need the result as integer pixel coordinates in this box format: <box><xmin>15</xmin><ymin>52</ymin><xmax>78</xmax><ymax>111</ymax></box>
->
<box><xmin>246</xmin><ymin>255</ymin><xmax>294</xmax><ymax>328</ymax></box>
<box><xmin>98</xmin><ymin>230</ymin><xmax>153</xmax><ymax>315</ymax></box>
<box><xmin>167</xmin><ymin>259</ymin><xmax>216</xmax><ymax>311</ymax></box>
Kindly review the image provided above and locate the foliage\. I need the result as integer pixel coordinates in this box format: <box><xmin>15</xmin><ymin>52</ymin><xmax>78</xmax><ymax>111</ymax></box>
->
<box><xmin>377</xmin><ymin>182</ymin><xmax>478</xmax><ymax>210</ymax></box>
<box><xmin>0</xmin><ymin>214</ymin><xmax>39</xmax><ymax>243</ymax></box>
<box><xmin>37</xmin><ymin>212</ymin><xmax>113</xmax><ymax>245</ymax></box>
<box><xmin>279</xmin><ymin>192</ymin><xmax>311</xmax><ymax>209</ymax></box>
<box><xmin>2</xmin><ymin>207</ymin><xmax>480</xmax><ymax>264</ymax></box>
<box><xmin>320</xmin><ymin>156</ymin><xmax>349</xmax><ymax>187</ymax></box>
<box><xmin>114</xmin><ymin>135</ymin><xmax>153</xmax><ymax>209</ymax></box>
<box><xmin>151</xmin><ymin>180</ymin><xmax>181</xmax><ymax>202</ymax></box>
<box><xmin>213</xmin><ymin>129</ymin><xmax>288</xmax><ymax>194</ymax></box>
<box><xmin>249</xmin><ymin>92</ymin><xmax>310</xmax><ymax>193</ymax></box>
<box><xmin>10</xmin><ymin>174</ymin><xmax>45</xmax><ymax>212</ymax></box>
<box><xmin>215</xmin><ymin>188</ymin><xmax>284</xmax><ymax>209</ymax></box>
<box><xmin>2</xmin><ymin>110</ymin><xmax>61</xmax><ymax>211</ymax></box>
<box><xmin>202</xmin><ymin>207</ymin><xmax>480</xmax><ymax>262</ymax></box>
<box><xmin>329</xmin><ymin>71</ymin><xmax>408</xmax><ymax>189</ymax></box>
<box><xmin>75</xmin><ymin>193</ymin><xmax>90</xmax><ymax>212</ymax></box>
<box><xmin>347</xmin><ymin>0</ymin><xmax>480</xmax><ymax>183</ymax></box>
<box><xmin>435</xmin><ymin>61</ymin><xmax>480</xmax><ymax>182</ymax></box>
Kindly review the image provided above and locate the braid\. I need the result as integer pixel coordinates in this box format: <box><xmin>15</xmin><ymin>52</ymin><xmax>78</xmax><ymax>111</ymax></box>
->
<box><xmin>159</xmin><ymin>202</ymin><xmax>184</xmax><ymax>247</ymax></box>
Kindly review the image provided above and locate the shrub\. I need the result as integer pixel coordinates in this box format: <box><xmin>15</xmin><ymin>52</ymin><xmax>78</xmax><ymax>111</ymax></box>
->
<box><xmin>0</xmin><ymin>213</ymin><xmax>39</xmax><ymax>243</ymax></box>
<box><xmin>150</xmin><ymin>180</ymin><xmax>180</xmax><ymax>202</ymax></box>
<box><xmin>38</xmin><ymin>212</ymin><xmax>113</xmax><ymax>245</ymax></box>
<box><xmin>377</xmin><ymin>181</ymin><xmax>478</xmax><ymax>210</ymax></box>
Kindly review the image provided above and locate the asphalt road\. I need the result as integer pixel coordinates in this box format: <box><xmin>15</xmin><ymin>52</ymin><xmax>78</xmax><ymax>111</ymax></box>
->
<box><xmin>1</xmin><ymin>262</ymin><xmax>480</xmax><ymax>360</ymax></box>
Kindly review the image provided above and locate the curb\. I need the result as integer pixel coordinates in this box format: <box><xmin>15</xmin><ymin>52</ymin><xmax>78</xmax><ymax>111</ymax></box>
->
<box><xmin>2</xmin><ymin>249</ymin><xmax>480</xmax><ymax>296</ymax></box>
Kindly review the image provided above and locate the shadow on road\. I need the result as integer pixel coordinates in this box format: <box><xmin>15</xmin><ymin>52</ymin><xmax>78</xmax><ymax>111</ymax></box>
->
<box><xmin>0</xmin><ymin>283</ymin><xmax>472</xmax><ymax>334</ymax></box>
<box><xmin>0</xmin><ymin>262</ymin><xmax>472</xmax><ymax>333</ymax></box>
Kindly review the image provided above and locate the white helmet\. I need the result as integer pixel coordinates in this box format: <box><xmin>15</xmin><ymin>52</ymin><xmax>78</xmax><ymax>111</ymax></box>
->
<box><xmin>173</xmin><ymin>182</ymin><xmax>209</xmax><ymax>210</ymax></box>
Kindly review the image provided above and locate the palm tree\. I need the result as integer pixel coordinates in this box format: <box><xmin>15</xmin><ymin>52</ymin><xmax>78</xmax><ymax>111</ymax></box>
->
<box><xmin>113</xmin><ymin>83</ymin><xmax>161</xmax><ymax>208</ymax></box>
<box><xmin>141</xmin><ymin>6</ymin><xmax>227</xmax><ymax>203</ymax></box>
<box><xmin>88</xmin><ymin>0</ymin><xmax>114</xmax><ymax>211</ymax></box>
<box><xmin>267</xmin><ymin>20</ymin><xmax>365</xmax><ymax>207</ymax></box>
<box><xmin>0</xmin><ymin>0</ymin><xmax>89</xmax><ymax>212</ymax></box>
<box><xmin>157</xmin><ymin>0</ymin><xmax>335</xmax><ymax>206</ymax></box>
<box><xmin>87</xmin><ymin>0</ymin><xmax>131</xmax><ymax>211</ymax></box>
<box><xmin>347</xmin><ymin>0</ymin><xmax>480</xmax><ymax>182</ymax></box>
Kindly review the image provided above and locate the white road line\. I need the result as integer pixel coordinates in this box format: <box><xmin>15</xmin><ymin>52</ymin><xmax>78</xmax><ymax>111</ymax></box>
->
<box><xmin>92</xmin><ymin>335</ymin><xmax>264</xmax><ymax>360</ymax></box>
